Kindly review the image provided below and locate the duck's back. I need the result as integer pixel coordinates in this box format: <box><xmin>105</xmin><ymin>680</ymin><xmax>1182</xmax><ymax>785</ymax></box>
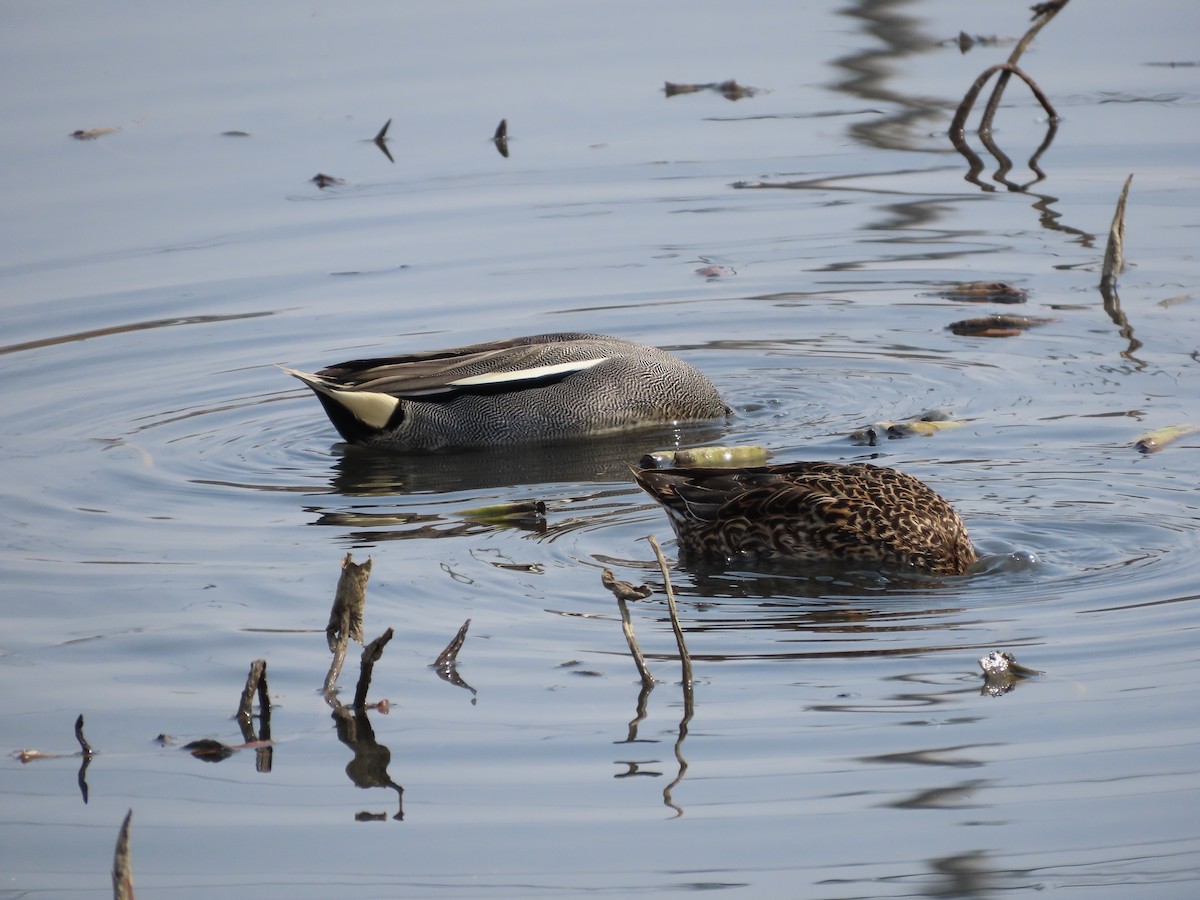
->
<box><xmin>634</xmin><ymin>461</ymin><xmax>976</xmax><ymax>574</ymax></box>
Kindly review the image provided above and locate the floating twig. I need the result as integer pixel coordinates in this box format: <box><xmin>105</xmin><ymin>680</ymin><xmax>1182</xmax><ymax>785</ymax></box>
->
<box><xmin>1101</xmin><ymin>174</ymin><xmax>1133</xmax><ymax>289</ymax></box>
<box><xmin>602</xmin><ymin>569</ymin><xmax>654</xmax><ymax>688</ymax></box>
<box><xmin>353</xmin><ymin>628</ymin><xmax>394</xmax><ymax>710</ymax></box>
<box><xmin>645</xmin><ymin>536</ymin><xmax>692</xmax><ymax>692</ymax></box>
<box><xmin>112</xmin><ymin>809</ymin><xmax>135</xmax><ymax>900</ymax></box>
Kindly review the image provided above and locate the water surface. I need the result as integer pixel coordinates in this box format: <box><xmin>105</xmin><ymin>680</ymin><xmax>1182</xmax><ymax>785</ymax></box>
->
<box><xmin>2</xmin><ymin>1</ymin><xmax>1199</xmax><ymax>897</ymax></box>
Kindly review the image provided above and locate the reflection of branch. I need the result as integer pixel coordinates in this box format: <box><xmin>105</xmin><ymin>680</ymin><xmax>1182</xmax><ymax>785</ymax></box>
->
<box><xmin>645</xmin><ymin>536</ymin><xmax>694</xmax><ymax>817</ymax></box>
<box><xmin>332</xmin><ymin>705</ymin><xmax>405</xmax><ymax>821</ymax></box>
<box><xmin>662</xmin><ymin>686</ymin><xmax>694</xmax><ymax>819</ymax></box>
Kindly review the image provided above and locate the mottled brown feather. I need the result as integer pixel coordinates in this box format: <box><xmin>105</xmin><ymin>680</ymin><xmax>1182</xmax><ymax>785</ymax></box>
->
<box><xmin>632</xmin><ymin>461</ymin><xmax>976</xmax><ymax>575</ymax></box>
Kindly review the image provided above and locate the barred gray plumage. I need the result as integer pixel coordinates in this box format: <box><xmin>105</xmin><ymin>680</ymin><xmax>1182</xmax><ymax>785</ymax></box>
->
<box><xmin>284</xmin><ymin>332</ymin><xmax>730</xmax><ymax>450</ymax></box>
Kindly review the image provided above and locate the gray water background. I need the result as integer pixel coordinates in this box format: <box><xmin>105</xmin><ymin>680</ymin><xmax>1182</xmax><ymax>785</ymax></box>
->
<box><xmin>2</xmin><ymin>1</ymin><xmax>1199</xmax><ymax>896</ymax></box>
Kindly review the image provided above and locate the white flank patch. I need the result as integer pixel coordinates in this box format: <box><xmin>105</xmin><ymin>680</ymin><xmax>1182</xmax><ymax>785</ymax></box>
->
<box><xmin>449</xmin><ymin>357</ymin><xmax>607</xmax><ymax>387</ymax></box>
<box><xmin>325</xmin><ymin>389</ymin><xmax>400</xmax><ymax>429</ymax></box>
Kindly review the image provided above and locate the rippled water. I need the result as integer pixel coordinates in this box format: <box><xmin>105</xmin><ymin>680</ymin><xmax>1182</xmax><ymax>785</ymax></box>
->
<box><xmin>3</xmin><ymin>1</ymin><xmax>1200</xmax><ymax>897</ymax></box>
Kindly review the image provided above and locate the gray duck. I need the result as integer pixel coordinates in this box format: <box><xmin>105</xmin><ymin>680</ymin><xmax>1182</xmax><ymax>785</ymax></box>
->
<box><xmin>284</xmin><ymin>332</ymin><xmax>728</xmax><ymax>450</ymax></box>
<box><xmin>633</xmin><ymin>460</ymin><xmax>977</xmax><ymax>575</ymax></box>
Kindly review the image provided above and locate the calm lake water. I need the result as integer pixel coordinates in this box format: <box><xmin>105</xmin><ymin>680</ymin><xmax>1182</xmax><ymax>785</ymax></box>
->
<box><xmin>3</xmin><ymin>1</ymin><xmax>1199</xmax><ymax>897</ymax></box>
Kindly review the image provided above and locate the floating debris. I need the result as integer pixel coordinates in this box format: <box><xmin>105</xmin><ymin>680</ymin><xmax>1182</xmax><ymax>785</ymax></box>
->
<box><xmin>1156</xmin><ymin>293</ymin><xmax>1195</xmax><ymax>309</ymax></box>
<box><xmin>947</xmin><ymin>314</ymin><xmax>1057</xmax><ymax>337</ymax></box>
<box><xmin>373</xmin><ymin>118</ymin><xmax>394</xmax><ymax>163</ymax></box>
<box><xmin>493</xmin><ymin>118</ymin><xmax>509</xmax><ymax>158</ymax></box>
<box><xmin>460</xmin><ymin>499</ymin><xmax>546</xmax><ymax>527</ymax></box>
<box><xmin>952</xmin><ymin>32</ymin><xmax>1013</xmax><ymax>53</ymax></box>
<box><xmin>979</xmin><ymin>650</ymin><xmax>1043</xmax><ymax>696</ymax></box>
<box><xmin>311</xmin><ymin>173</ymin><xmax>346</xmax><ymax>189</ymax></box>
<box><xmin>1135</xmin><ymin>423</ymin><xmax>1200</xmax><ymax>453</ymax></box>
<box><xmin>850</xmin><ymin>412</ymin><xmax>964</xmax><ymax>445</ymax></box>
<box><xmin>220</xmin><ymin>130</ymin><xmax>251</xmax><ymax>137</ymax></box>
<box><xmin>182</xmin><ymin>738</ymin><xmax>235</xmax><ymax>761</ymax></box>
<box><xmin>640</xmin><ymin>445</ymin><xmax>771</xmax><ymax>469</ymax></box>
<box><xmin>933</xmin><ymin>281</ymin><xmax>1029</xmax><ymax>303</ymax></box>
<box><xmin>70</xmin><ymin>127</ymin><xmax>119</xmax><ymax>140</ymax></box>
<box><xmin>696</xmin><ymin>264</ymin><xmax>735</xmax><ymax>279</ymax></box>
<box><xmin>664</xmin><ymin>79</ymin><xmax>761</xmax><ymax>100</ymax></box>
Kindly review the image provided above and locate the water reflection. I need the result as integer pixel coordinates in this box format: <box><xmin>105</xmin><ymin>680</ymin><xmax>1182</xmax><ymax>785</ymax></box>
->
<box><xmin>831</xmin><ymin>0</ymin><xmax>949</xmax><ymax>152</ymax></box>
<box><xmin>324</xmin><ymin>423</ymin><xmax>729</xmax><ymax>496</ymax></box>
<box><xmin>332</xmin><ymin>705</ymin><xmax>404</xmax><ymax>822</ymax></box>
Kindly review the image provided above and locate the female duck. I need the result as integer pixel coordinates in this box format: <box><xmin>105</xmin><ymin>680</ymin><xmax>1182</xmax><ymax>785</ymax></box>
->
<box><xmin>284</xmin><ymin>332</ymin><xmax>728</xmax><ymax>450</ymax></box>
<box><xmin>633</xmin><ymin>460</ymin><xmax>977</xmax><ymax>575</ymax></box>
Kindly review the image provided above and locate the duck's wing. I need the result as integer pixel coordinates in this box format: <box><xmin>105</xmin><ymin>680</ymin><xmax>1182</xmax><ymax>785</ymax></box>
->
<box><xmin>293</xmin><ymin>333</ymin><xmax>613</xmax><ymax>399</ymax></box>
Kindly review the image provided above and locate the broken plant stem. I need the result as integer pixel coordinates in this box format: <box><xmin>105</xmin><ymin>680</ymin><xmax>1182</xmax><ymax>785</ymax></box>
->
<box><xmin>324</xmin><ymin>554</ymin><xmax>372</xmax><ymax>697</ymax></box>
<box><xmin>112</xmin><ymin>809</ymin><xmax>135</xmax><ymax>900</ymax></box>
<box><xmin>236</xmin><ymin>659</ymin><xmax>269</xmax><ymax>722</ymax></box>
<box><xmin>1101</xmin><ymin>174</ymin><xmax>1133</xmax><ymax>289</ymax></box>
<box><xmin>602</xmin><ymin>569</ymin><xmax>655</xmax><ymax>688</ymax></box>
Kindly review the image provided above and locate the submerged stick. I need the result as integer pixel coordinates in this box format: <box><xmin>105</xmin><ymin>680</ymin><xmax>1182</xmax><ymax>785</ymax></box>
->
<box><xmin>112</xmin><ymin>809</ymin><xmax>135</xmax><ymax>900</ymax></box>
<box><xmin>645</xmin><ymin>536</ymin><xmax>693</xmax><ymax>692</ymax></box>
<box><xmin>324</xmin><ymin>554</ymin><xmax>372</xmax><ymax>696</ymax></box>
<box><xmin>353</xmin><ymin>628</ymin><xmax>394</xmax><ymax>709</ymax></box>
<box><xmin>602</xmin><ymin>569</ymin><xmax>655</xmax><ymax>688</ymax></box>
<box><xmin>1101</xmin><ymin>174</ymin><xmax>1133</xmax><ymax>289</ymax></box>
<box><xmin>236</xmin><ymin>659</ymin><xmax>269</xmax><ymax>721</ymax></box>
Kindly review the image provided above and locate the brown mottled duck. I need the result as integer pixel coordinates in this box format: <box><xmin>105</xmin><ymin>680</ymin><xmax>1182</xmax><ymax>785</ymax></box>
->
<box><xmin>632</xmin><ymin>461</ymin><xmax>977</xmax><ymax>575</ymax></box>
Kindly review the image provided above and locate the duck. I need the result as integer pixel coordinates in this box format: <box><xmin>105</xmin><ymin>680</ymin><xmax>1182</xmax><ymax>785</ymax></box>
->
<box><xmin>632</xmin><ymin>460</ymin><xmax>977</xmax><ymax>575</ymax></box>
<box><xmin>283</xmin><ymin>332</ymin><xmax>729</xmax><ymax>450</ymax></box>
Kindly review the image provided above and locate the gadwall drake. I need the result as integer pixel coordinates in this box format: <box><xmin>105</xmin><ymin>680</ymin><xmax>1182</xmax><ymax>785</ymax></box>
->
<box><xmin>285</xmin><ymin>332</ymin><xmax>729</xmax><ymax>450</ymax></box>
<box><xmin>633</xmin><ymin>461</ymin><xmax>976</xmax><ymax>575</ymax></box>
